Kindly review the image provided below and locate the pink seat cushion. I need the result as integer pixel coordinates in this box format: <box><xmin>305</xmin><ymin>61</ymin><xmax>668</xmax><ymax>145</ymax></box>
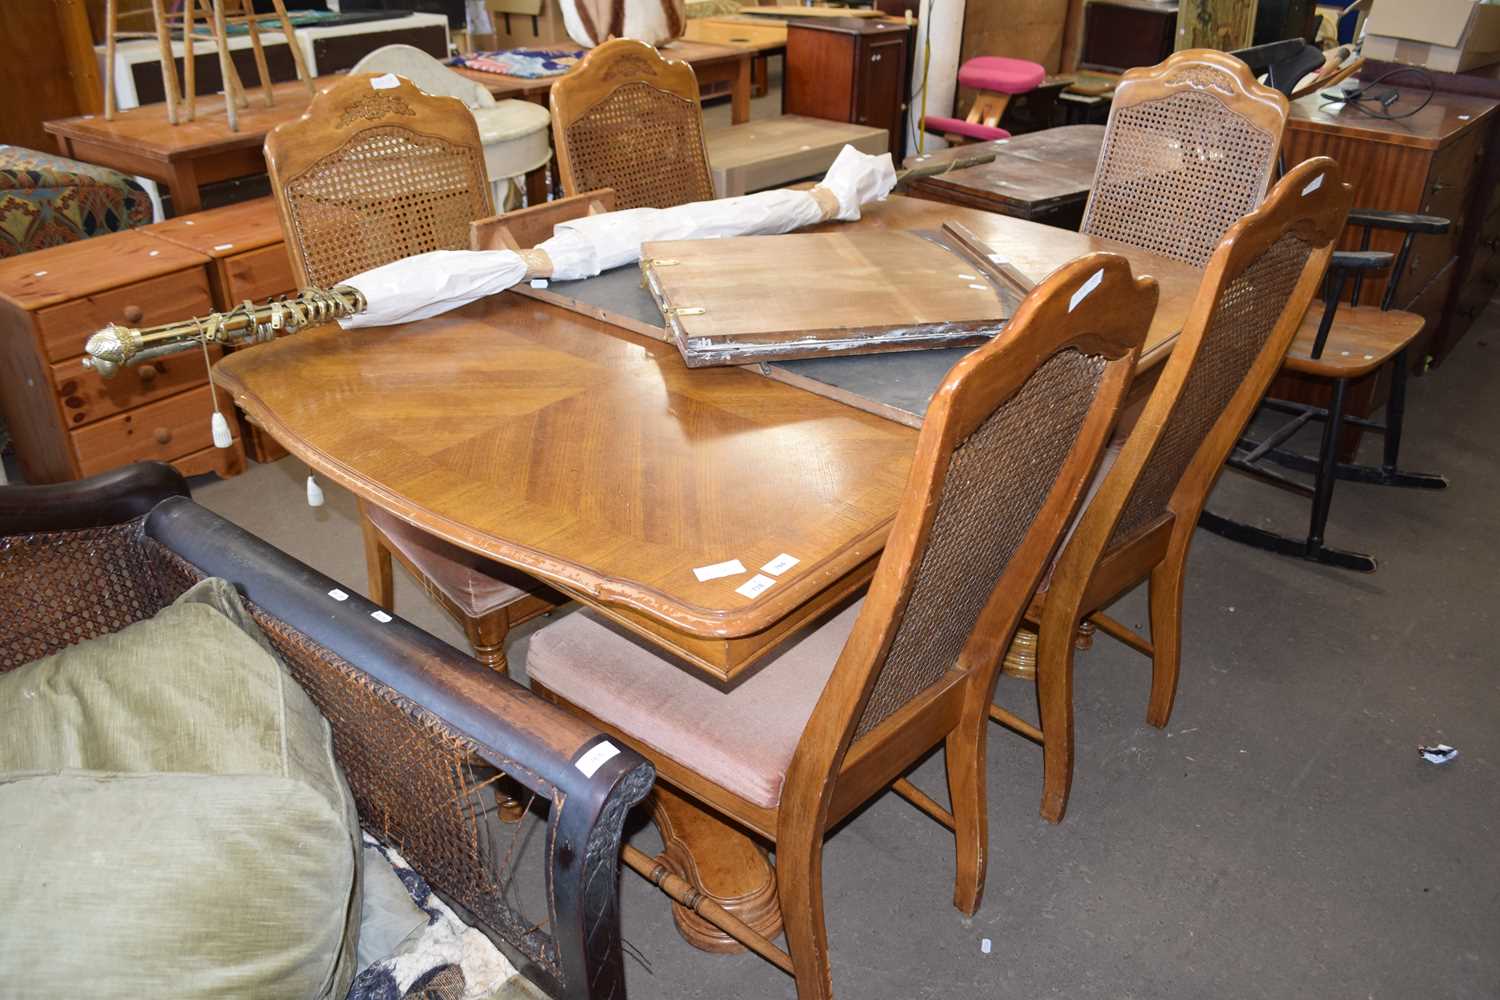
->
<box><xmin>958</xmin><ymin>56</ymin><xmax>1046</xmax><ymax>94</ymax></box>
<box><xmin>923</xmin><ymin>116</ymin><xmax>1011</xmax><ymax>141</ymax></box>
<box><xmin>527</xmin><ymin>599</ymin><xmax>864</xmax><ymax>809</ymax></box>
<box><xmin>365</xmin><ymin>504</ymin><xmax>539</xmax><ymax>617</ymax></box>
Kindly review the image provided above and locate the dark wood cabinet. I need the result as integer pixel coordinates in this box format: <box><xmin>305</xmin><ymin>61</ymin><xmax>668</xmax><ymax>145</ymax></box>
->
<box><xmin>783</xmin><ymin>19</ymin><xmax>912</xmax><ymax>160</ymax></box>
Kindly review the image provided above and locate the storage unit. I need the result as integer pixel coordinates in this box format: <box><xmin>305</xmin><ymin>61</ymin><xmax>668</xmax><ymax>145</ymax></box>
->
<box><xmin>0</xmin><ymin>230</ymin><xmax>245</xmax><ymax>484</ymax></box>
<box><xmin>783</xmin><ymin>18</ymin><xmax>911</xmax><ymax>161</ymax></box>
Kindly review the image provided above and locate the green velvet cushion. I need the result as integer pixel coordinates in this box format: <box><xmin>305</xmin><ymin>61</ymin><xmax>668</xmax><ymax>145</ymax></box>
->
<box><xmin>0</xmin><ymin>579</ymin><xmax>361</xmax><ymax>999</ymax></box>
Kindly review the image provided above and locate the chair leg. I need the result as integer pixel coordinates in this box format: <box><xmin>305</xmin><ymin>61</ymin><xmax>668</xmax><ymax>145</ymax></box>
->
<box><xmin>945</xmin><ymin>719</ymin><xmax>987</xmax><ymax>916</ymax></box>
<box><xmin>1035</xmin><ymin>611</ymin><xmax>1079</xmax><ymax>824</ymax></box>
<box><xmin>1305</xmin><ymin>377</ymin><xmax>1348</xmax><ymax>557</ymax></box>
<box><xmin>776</xmin><ymin>829</ymin><xmax>834</xmax><ymax>1000</ymax></box>
<box><xmin>462</xmin><ymin>609</ymin><xmax>511</xmax><ymax>676</ymax></box>
<box><xmin>1146</xmin><ymin>551</ymin><xmax>1186</xmax><ymax>729</ymax></box>
<box><xmin>359</xmin><ymin>511</ymin><xmax>395</xmax><ymax>612</ymax></box>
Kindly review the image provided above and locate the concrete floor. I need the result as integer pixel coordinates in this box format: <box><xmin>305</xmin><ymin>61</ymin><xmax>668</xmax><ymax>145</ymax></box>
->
<box><xmin>184</xmin><ymin>291</ymin><xmax>1500</xmax><ymax>1000</ymax></box>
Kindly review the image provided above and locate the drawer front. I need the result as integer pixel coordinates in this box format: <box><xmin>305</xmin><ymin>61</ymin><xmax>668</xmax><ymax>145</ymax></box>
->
<box><xmin>51</xmin><ymin>347</ymin><xmax>219</xmax><ymax>428</ymax></box>
<box><xmin>36</xmin><ymin>268</ymin><xmax>213</xmax><ymax>363</ymax></box>
<box><xmin>70</xmin><ymin>384</ymin><xmax>231</xmax><ymax>476</ymax></box>
<box><xmin>222</xmin><ymin>244</ymin><xmax>297</xmax><ymax>304</ymax></box>
<box><xmin>172</xmin><ymin>439</ymin><xmax>246</xmax><ymax>480</ymax></box>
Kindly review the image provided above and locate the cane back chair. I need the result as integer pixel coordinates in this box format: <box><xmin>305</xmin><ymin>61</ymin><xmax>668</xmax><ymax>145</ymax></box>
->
<box><xmin>989</xmin><ymin>158</ymin><xmax>1355</xmax><ymax>823</ymax></box>
<box><xmin>265</xmin><ymin>73</ymin><xmax>558</xmax><ymax>674</ymax></box>
<box><xmin>1080</xmin><ymin>48</ymin><xmax>1290</xmax><ymax>269</ymax></box>
<box><xmin>0</xmin><ymin>463</ymin><xmax>653</xmax><ymax>1000</ymax></box>
<box><xmin>527</xmin><ymin>255</ymin><xmax>1158</xmax><ymax>999</ymax></box>
<box><xmin>549</xmin><ymin>38</ymin><xmax>715</xmax><ymax>210</ymax></box>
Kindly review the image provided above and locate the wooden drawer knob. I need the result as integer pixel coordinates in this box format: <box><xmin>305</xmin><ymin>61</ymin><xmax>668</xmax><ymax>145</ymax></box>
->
<box><xmin>153</xmin><ymin>427</ymin><xmax>172</xmax><ymax>445</ymax></box>
<box><xmin>123</xmin><ymin>305</ymin><xmax>145</xmax><ymax>325</ymax></box>
<box><xmin>137</xmin><ymin>363</ymin><xmax>158</xmax><ymax>382</ymax></box>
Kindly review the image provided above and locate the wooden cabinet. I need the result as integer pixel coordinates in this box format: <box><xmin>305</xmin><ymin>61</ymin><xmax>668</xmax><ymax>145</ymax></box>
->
<box><xmin>783</xmin><ymin>19</ymin><xmax>912</xmax><ymax>161</ymax></box>
<box><xmin>0</xmin><ymin>230</ymin><xmax>245</xmax><ymax>484</ymax></box>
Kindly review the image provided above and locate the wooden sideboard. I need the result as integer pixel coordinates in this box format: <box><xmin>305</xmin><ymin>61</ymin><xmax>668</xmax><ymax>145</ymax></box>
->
<box><xmin>783</xmin><ymin>18</ymin><xmax>912</xmax><ymax>161</ymax></box>
<box><xmin>1282</xmin><ymin>86</ymin><xmax>1500</xmax><ymax>368</ymax></box>
<box><xmin>0</xmin><ymin>198</ymin><xmax>299</xmax><ymax>483</ymax></box>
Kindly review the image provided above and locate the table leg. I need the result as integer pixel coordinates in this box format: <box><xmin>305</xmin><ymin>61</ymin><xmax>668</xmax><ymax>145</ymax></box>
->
<box><xmin>650</xmin><ymin>783</ymin><xmax>782</xmax><ymax>953</ymax></box>
<box><xmin>167</xmin><ymin>160</ymin><xmax>202</xmax><ymax>216</ymax></box>
<box><xmin>752</xmin><ymin>54</ymin><xmax>768</xmax><ymax>98</ymax></box>
<box><xmin>525</xmin><ymin>164</ymin><xmax>549</xmax><ymax>207</ymax></box>
<box><xmin>1003</xmin><ymin>620</ymin><xmax>1096</xmax><ymax>679</ymax></box>
<box><xmin>731</xmin><ymin>56</ymin><xmax>752</xmax><ymax>124</ymax></box>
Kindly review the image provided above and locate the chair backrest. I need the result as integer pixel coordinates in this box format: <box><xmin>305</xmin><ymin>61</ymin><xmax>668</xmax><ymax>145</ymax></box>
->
<box><xmin>549</xmin><ymin>38</ymin><xmax>714</xmax><ymax>209</ymax></box>
<box><xmin>349</xmin><ymin>44</ymin><xmax>497</xmax><ymax>108</ymax></box>
<box><xmin>783</xmin><ymin>254</ymin><xmax>1158</xmax><ymax>804</ymax></box>
<box><xmin>1064</xmin><ymin>156</ymin><xmax>1352</xmax><ymax>573</ymax></box>
<box><xmin>1081</xmin><ymin>49</ymin><xmax>1290</xmax><ymax>268</ymax></box>
<box><xmin>265</xmin><ymin>73</ymin><xmax>495</xmax><ymax>289</ymax></box>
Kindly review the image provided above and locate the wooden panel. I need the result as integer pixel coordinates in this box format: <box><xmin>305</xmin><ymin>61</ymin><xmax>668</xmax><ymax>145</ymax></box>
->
<box><xmin>784</xmin><ymin>25</ymin><xmax>857</xmax><ymax>122</ymax></box>
<box><xmin>0</xmin><ymin>304</ymin><xmax>75</xmax><ymax>483</ymax></box>
<box><xmin>1175</xmin><ymin>0</ymin><xmax>1254</xmax><ymax>52</ymax></box>
<box><xmin>858</xmin><ymin>34</ymin><xmax>907</xmax><ymax>142</ymax></box>
<box><xmin>172</xmin><ymin>439</ymin><xmax>246</xmax><ymax>479</ymax></box>
<box><xmin>0</xmin><ymin>229</ymin><xmax>205</xmax><ymax>314</ymax></box>
<box><xmin>0</xmin><ymin>2</ymin><xmax>93</xmax><ymax>152</ymax></box>
<box><xmin>148</xmin><ymin>197</ymin><xmax>287</xmax><ymax>256</ymax></box>
<box><xmin>36</xmin><ymin>268</ymin><xmax>213</xmax><ymax>362</ymax></box>
<box><xmin>960</xmin><ymin>0</ymin><xmax>1074</xmax><ymax>75</ymax></box>
<box><xmin>50</xmin><ymin>347</ymin><xmax>218</xmax><ymax>428</ymax></box>
<box><xmin>221</xmin><ymin>244</ymin><xmax>297</xmax><ymax>304</ymax></box>
<box><xmin>641</xmin><ymin>230</ymin><xmax>1007</xmax><ymax>366</ymax></box>
<box><xmin>705</xmin><ymin>115</ymin><xmax>887</xmax><ymax>196</ymax></box>
<box><xmin>70</xmin><ymin>383</ymin><xmax>236</xmax><ymax>476</ymax></box>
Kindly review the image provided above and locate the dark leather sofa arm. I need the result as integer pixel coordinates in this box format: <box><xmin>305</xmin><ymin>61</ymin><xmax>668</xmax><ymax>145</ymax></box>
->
<box><xmin>0</xmin><ymin>463</ymin><xmax>188</xmax><ymax>535</ymax></box>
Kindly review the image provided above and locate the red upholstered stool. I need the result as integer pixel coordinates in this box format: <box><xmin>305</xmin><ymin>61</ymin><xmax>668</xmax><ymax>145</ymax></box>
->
<box><xmin>923</xmin><ymin>56</ymin><xmax>1047</xmax><ymax>145</ymax></box>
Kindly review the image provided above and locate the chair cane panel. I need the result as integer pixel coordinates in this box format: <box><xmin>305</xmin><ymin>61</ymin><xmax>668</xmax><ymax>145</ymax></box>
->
<box><xmin>561</xmin><ymin>83</ymin><xmax>715</xmax><ymax>210</ymax></box>
<box><xmin>853</xmin><ymin>348</ymin><xmax>1108</xmax><ymax>740</ymax></box>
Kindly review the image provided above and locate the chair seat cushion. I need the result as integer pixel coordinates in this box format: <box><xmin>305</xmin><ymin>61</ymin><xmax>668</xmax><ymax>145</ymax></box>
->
<box><xmin>923</xmin><ymin>116</ymin><xmax>1011</xmax><ymax>142</ymax></box>
<box><xmin>475</xmin><ymin>101</ymin><xmax>554</xmax><ymax>179</ymax></box>
<box><xmin>958</xmin><ymin>57</ymin><xmax>1046</xmax><ymax>94</ymax></box>
<box><xmin>527</xmin><ymin>600</ymin><xmax>864</xmax><ymax>809</ymax></box>
<box><xmin>1283</xmin><ymin>304</ymin><xmax>1424</xmax><ymax>379</ymax></box>
<box><xmin>365</xmin><ymin>504</ymin><xmax>540</xmax><ymax>617</ymax></box>
<box><xmin>0</xmin><ymin>578</ymin><xmax>360</xmax><ymax>999</ymax></box>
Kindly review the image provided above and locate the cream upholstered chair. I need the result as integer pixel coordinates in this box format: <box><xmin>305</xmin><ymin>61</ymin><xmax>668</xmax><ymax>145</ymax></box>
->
<box><xmin>264</xmin><ymin>73</ymin><xmax>558</xmax><ymax>675</ymax></box>
<box><xmin>1080</xmin><ymin>48</ymin><xmax>1290</xmax><ymax>268</ymax></box>
<box><xmin>350</xmin><ymin>45</ymin><xmax>552</xmax><ymax>209</ymax></box>
<box><xmin>992</xmin><ymin>158</ymin><xmax>1354</xmax><ymax>823</ymax></box>
<box><xmin>528</xmin><ymin>254</ymin><xmax>1158</xmax><ymax>999</ymax></box>
<box><xmin>549</xmin><ymin>37</ymin><xmax>714</xmax><ymax>209</ymax></box>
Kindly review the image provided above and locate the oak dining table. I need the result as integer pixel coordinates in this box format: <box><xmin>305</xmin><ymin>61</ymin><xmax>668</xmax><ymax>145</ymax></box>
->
<box><xmin>212</xmin><ymin>193</ymin><xmax>1202</xmax><ymax>953</ymax></box>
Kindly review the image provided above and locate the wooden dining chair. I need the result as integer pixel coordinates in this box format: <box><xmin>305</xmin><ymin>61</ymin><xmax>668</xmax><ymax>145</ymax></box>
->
<box><xmin>549</xmin><ymin>37</ymin><xmax>715</xmax><ymax>210</ymax></box>
<box><xmin>527</xmin><ymin>254</ymin><xmax>1158</xmax><ymax>999</ymax></box>
<box><xmin>1081</xmin><ymin>48</ymin><xmax>1290</xmax><ymax>268</ymax></box>
<box><xmin>990</xmin><ymin>157</ymin><xmax>1355</xmax><ymax>824</ymax></box>
<box><xmin>265</xmin><ymin>73</ymin><xmax>558</xmax><ymax>674</ymax></box>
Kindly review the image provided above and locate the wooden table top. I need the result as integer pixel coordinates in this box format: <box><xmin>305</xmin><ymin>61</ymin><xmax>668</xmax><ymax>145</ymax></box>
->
<box><xmin>456</xmin><ymin>39</ymin><xmax>752</xmax><ymax>99</ymax></box>
<box><xmin>0</xmin><ymin>228</ymin><xmax>205</xmax><ymax>312</ymax></box>
<box><xmin>43</xmin><ymin>79</ymin><xmax>318</xmax><ymax>162</ymax></box>
<box><xmin>1287</xmin><ymin>85</ymin><xmax>1500</xmax><ymax>150</ymax></box>
<box><xmin>902</xmin><ymin>125</ymin><xmax>1105</xmax><ymax>217</ymax></box>
<box><xmin>213</xmin><ymin>196</ymin><xmax>1201</xmax><ymax>680</ymax></box>
<box><xmin>682</xmin><ymin>16</ymin><xmax>789</xmax><ymax>52</ymax></box>
<box><xmin>146</xmin><ymin>197</ymin><xmax>286</xmax><ymax>258</ymax></box>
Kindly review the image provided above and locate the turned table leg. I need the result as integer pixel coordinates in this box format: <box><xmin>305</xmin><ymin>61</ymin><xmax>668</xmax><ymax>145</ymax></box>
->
<box><xmin>649</xmin><ymin>783</ymin><xmax>782</xmax><ymax>952</ymax></box>
<box><xmin>1002</xmin><ymin>620</ymin><xmax>1095</xmax><ymax>679</ymax></box>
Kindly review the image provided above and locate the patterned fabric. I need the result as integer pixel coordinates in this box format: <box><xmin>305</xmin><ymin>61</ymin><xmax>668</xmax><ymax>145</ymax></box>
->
<box><xmin>349</xmin><ymin>833</ymin><xmax>523</xmax><ymax>1000</ymax></box>
<box><xmin>451</xmin><ymin>48</ymin><xmax>583</xmax><ymax>78</ymax></box>
<box><xmin>0</xmin><ymin>146</ymin><xmax>151</xmax><ymax>258</ymax></box>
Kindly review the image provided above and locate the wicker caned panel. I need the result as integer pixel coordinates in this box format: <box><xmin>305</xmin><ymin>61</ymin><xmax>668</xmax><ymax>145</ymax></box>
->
<box><xmin>1109</xmin><ymin>231</ymin><xmax>1314</xmax><ymax>546</ymax></box>
<box><xmin>562</xmin><ymin>82</ymin><xmax>714</xmax><ymax>210</ymax></box>
<box><xmin>0</xmin><ymin>521</ymin><xmax>177</xmax><ymax>671</ymax></box>
<box><xmin>283</xmin><ymin>127</ymin><xmax>492</xmax><ymax>288</ymax></box>
<box><xmin>852</xmin><ymin>349</ymin><xmax>1109</xmax><ymax>740</ymax></box>
<box><xmin>1082</xmin><ymin>89</ymin><xmax>1279</xmax><ymax>268</ymax></box>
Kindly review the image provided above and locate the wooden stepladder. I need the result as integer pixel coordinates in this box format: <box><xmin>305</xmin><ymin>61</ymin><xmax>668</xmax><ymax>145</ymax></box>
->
<box><xmin>103</xmin><ymin>0</ymin><xmax>315</xmax><ymax>131</ymax></box>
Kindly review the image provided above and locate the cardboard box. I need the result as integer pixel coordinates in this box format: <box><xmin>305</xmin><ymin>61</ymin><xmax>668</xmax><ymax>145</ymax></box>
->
<box><xmin>1363</xmin><ymin>0</ymin><xmax>1500</xmax><ymax>73</ymax></box>
<box><xmin>485</xmin><ymin>0</ymin><xmax>574</xmax><ymax>50</ymax></box>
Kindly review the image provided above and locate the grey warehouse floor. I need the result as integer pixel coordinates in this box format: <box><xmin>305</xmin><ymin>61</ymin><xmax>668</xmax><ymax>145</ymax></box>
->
<box><xmin>184</xmin><ymin>289</ymin><xmax>1500</xmax><ymax>1000</ymax></box>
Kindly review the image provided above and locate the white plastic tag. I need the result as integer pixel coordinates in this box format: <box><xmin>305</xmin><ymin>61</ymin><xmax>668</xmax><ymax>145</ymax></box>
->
<box><xmin>694</xmin><ymin>559</ymin><xmax>746</xmax><ymax>582</ymax></box>
<box><xmin>370</xmin><ymin>610</ymin><xmax>392</xmax><ymax>623</ymax></box>
<box><xmin>1301</xmin><ymin>173</ymin><xmax>1325</xmax><ymax>196</ymax></box>
<box><xmin>761</xmin><ymin>553</ymin><xmax>800</xmax><ymax>576</ymax></box>
<box><xmin>736</xmin><ymin>574</ymin><xmax>775</xmax><ymax>599</ymax></box>
<box><xmin>576</xmin><ymin>741</ymin><xmax>621</xmax><ymax>777</ymax></box>
<box><xmin>1068</xmin><ymin>268</ymin><xmax>1104</xmax><ymax>313</ymax></box>
<box><xmin>327</xmin><ymin>589</ymin><xmax>349</xmax><ymax>601</ymax></box>
<box><xmin>370</xmin><ymin>73</ymin><xmax>401</xmax><ymax>90</ymax></box>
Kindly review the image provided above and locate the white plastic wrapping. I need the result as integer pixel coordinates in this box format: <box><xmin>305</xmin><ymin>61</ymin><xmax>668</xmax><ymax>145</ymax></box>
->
<box><xmin>341</xmin><ymin>250</ymin><xmax>527</xmax><ymax>329</ymax></box>
<box><xmin>339</xmin><ymin>146</ymin><xmax>897</xmax><ymax>329</ymax></box>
